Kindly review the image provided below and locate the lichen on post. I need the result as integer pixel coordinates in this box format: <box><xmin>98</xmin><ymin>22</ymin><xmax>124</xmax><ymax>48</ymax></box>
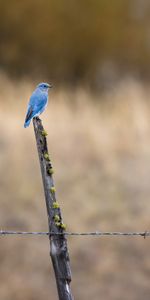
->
<box><xmin>33</xmin><ymin>117</ymin><xmax>73</xmax><ymax>300</ymax></box>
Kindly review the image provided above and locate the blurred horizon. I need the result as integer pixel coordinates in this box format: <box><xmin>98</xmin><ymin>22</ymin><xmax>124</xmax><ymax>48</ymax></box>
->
<box><xmin>1</xmin><ymin>1</ymin><xmax>150</xmax><ymax>89</ymax></box>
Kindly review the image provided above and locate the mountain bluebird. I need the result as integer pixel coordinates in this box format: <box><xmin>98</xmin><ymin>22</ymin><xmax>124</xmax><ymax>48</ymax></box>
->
<box><xmin>24</xmin><ymin>82</ymin><xmax>52</xmax><ymax>128</ymax></box>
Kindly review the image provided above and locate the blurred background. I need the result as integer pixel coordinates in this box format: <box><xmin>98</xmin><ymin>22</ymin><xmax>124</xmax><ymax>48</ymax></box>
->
<box><xmin>0</xmin><ymin>1</ymin><xmax>150</xmax><ymax>299</ymax></box>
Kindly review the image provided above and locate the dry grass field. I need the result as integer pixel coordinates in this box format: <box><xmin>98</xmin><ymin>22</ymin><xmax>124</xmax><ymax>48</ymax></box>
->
<box><xmin>0</xmin><ymin>75</ymin><xmax>150</xmax><ymax>299</ymax></box>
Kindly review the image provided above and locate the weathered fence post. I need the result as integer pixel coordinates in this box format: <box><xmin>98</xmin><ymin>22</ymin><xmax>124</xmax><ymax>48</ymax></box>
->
<box><xmin>33</xmin><ymin>117</ymin><xmax>74</xmax><ymax>300</ymax></box>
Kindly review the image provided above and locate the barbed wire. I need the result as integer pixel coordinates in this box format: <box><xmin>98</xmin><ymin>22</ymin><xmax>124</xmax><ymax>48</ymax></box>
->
<box><xmin>0</xmin><ymin>230</ymin><xmax>149</xmax><ymax>238</ymax></box>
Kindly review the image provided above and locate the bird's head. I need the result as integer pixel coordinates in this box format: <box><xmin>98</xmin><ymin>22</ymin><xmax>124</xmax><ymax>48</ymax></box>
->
<box><xmin>37</xmin><ymin>82</ymin><xmax>53</xmax><ymax>91</ymax></box>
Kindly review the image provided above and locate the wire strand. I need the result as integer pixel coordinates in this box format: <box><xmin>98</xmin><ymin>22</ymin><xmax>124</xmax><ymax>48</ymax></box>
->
<box><xmin>0</xmin><ymin>230</ymin><xmax>149</xmax><ymax>238</ymax></box>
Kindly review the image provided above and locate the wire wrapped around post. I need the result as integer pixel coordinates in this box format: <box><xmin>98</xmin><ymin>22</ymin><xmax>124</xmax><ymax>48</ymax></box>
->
<box><xmin>33</xmin><ymin>117</ymin><xmax>74</xmax><ymax>300</ymax></box>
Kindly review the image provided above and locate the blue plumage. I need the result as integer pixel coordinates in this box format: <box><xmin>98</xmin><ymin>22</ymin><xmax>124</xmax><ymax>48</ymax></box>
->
<box><xmin>24</xmin><ymin>82</ymin><xmax>52</xmax><ymax>128</ymax></box>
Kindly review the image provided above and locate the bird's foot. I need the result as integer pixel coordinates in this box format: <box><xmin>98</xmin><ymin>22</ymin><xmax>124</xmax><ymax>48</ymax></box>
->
<box><xmin>35</xmin><ymin>116</ymin><xmax>41</xmax><ymax>121</ymax></box>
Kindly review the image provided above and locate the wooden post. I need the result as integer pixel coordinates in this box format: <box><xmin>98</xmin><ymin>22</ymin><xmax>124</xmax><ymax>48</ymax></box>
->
<box><xmin>33</xmin><ymin>117</ymin><xmax>74</xmax><ymax>300</ymax></box>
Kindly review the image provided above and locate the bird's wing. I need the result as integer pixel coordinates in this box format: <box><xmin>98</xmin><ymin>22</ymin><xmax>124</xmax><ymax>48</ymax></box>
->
<box><xmin>29</xmin><ymin>90</ymin><xmax>48</xmax><ymax>108</ymax></box>
<box><xmin>25</xmin><ymin>105</ymin><xmax>34</xmax><ymax>123</ymax></box>
<box><xmin>25</xmin><ymin>90</ymin><xmax>48</xmax><ymax>122</ymax></box>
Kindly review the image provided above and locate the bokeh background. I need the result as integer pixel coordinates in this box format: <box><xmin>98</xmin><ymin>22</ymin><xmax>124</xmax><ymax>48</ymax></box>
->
<box><xmin>0</xmin><ymin>1</ymin><xmax>150</xmax><ymax>299</ymax></box>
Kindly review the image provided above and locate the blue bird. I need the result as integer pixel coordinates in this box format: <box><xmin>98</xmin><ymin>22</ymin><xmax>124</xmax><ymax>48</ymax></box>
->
<box><xmin>24</xmin><ymin>82</ymin><xmax>52</xmax><ymax>128</ymax></box>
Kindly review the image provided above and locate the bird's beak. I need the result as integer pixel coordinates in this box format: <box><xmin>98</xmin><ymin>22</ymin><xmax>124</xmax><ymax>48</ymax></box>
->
<box><xmin>48</xmin><ymin>84</ymin><xmax>53</xmax><ymax>89</ymax></box>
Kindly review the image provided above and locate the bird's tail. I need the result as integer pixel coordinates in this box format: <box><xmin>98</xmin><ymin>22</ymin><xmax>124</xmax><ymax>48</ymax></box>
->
<box><xmin>24</xmin><ymin>119</ymin><xmax>31</xmax><ymax>128</ymax></box>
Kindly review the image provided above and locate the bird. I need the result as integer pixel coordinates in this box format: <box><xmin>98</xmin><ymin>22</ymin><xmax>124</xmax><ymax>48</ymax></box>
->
<box><xmin>24</xmin><ymin>82</ymin><xmax>52</xmax><ymax>128</ymax></box>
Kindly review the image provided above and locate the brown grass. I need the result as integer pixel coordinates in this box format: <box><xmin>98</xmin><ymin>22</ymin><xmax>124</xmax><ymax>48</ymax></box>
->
<box><xmin>0</xmin><ymin>75</ymin><xmax>150</xmax><ymax>299</ymax></box>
